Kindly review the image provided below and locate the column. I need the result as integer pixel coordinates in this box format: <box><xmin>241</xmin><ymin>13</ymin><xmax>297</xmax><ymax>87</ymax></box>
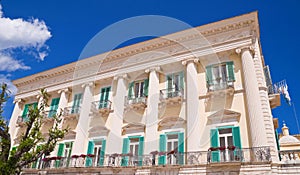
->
<box><xmin>144</xmin><ymin>66</ymin><xmax>161</xmax><ymax>154</ymax></box>
<box><xmin>236</xmin><ymin>46</ymin><xmax>268</xmax><ymax>147</ymax></box>
<box><xmin>252</xmin><ymin>39</ymin><xmax>279</xmax><ymax>161</ymax></box>
<box><xmin>57</xmin><ymin>88</ymin><xmax>70</xmax><ymax>115</ymax></box>
<box><xmin>9</xmin><ymin>99</ymin><xmax>24</xmax><ymax>146</ymax></box>
<box><xmin>182</xmin><ymin>58</ymin><xmax>201</xmax><ymax>152</ymax></box>
<box><xmin>105</xmin><ymin>74</ymin><xmax>127</xmax><ymax>154</ymax></box>
<box><xmin>72</xmin><ymin>82</ymin><xmax>94</xmax><ymax>155</ymax></box>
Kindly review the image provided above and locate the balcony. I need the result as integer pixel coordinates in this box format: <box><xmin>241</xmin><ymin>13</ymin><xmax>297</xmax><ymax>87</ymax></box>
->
<box><xmin>91</xmin><ymin>100</ymin><xmax>113</xmax><ymax>115</ymax></box>
<box><xmin>16</xmin><ymin>115</ymin><xmax>27</xmax><ymax>126</ymax></box>
<box><xmin>27</xmin><ymin>146</ymin><xmax>271</xmax><ymax>170</ymax></box>
<box><xmin>160</xmin><ymin>88</ymin><xmax>183</xmax><ymax>105</ymax></box>
<box><xmin>206</xmin><ymin>81</ymin><xmax>234</xmax><ymax>97</ymax></box>
<box><xmin>41</xmin><ymin>110</ymin><xmax>57</xmax><ymax>123</ymax></box>
<box><xmin>62</xmin><ymin>106</ymin><xmax>80</xmax><ymax>121</ymax></box>
<box><xmin>279</xmin><ymin>150</ymin><xmax>300</xmax><ymax>163</ymax></box>
<box><xmin>124</xmin><ymin>95</ymin><xmax>147</xmax><ymax>111</ymax></box>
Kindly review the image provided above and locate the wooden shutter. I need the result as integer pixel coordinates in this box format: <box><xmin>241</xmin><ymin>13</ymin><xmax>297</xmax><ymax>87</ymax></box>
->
<box><xmin>179</xmin><ymin>72</ymin><xmax>184</xmax><ymax>90</ymax></box>
<box><xmin>22</xmin><ymin>104</ymin><xmax>29</xmax><ymax>119</ymax></box>
<box><xmin>121</xmin><ymin>138</ymin><xmax>130</xmax><ymax>166</ymax></box>
<box><xmin>226</xmin><ymin>61</ymin><xmax>235</xmax><ymax>82</ymax></box>
<box><xmin>56</xmin><ymin>143</ymin><xmax>64</xmax><ymax>167</ymax></box>
<box><xmin>85</xmin><ymin>141</ymin><xmax>95</xmax><ymax>167</ymax></box>
<box><xmin>48</xmin><ymin>98</ymin><xmax>60</xmax><ymax>118</ymax></box>
<box><xmin>178</xmin><ymin>132</ymin><xmax>184</xmax><ymax>165</ymax></box>
<box><xmin>138</xmin><ymin>136</ymin><xmax>144</xmax><ymax>166</ymax></box>
<box><xmin>144</xmin><ymin>79</ymin><xmax>149</xmax><ymax>96</ymax></box>
<box><xmin>99</xmin><ymin>139</ymin><xmax>106</xmax><ymax>166</ymax></box>
<box><xmin>206</xmin><ymin>65</ymin><xmax>213</xmax><ymax>85</ymax></box>
<box><xmin>232</xmin><ymin>126</ymin><xmax>241</xmax><ymax>149</ymax></box>
<box><xmin>210</xmin><ymin>129</ymin><xmax>220</xmax><ymax>162</ymax></box>
<box><xmin>99</xmin><ymin>88</ymin><xmax>106</xmax><ymax>108</ymax></box>
<box><xmin>128</xmin><ymin>82</ymin><xmax>134</xmax><ymax>99</ymax></box>
<box><xmin>158</xmin><ymin>134</ymin><xmax>166</xmax><ymax>165</ymax></box>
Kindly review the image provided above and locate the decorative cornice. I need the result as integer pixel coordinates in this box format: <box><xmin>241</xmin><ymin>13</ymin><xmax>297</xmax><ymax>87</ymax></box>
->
<box><xmin>13</xmin><ymin>12</ymin><xmax>258</xmax><ymax>95</ymax></box>
<box><xmin>145</xmin><ymin>66</ymin><xmax>162</xmax><ymax>73</ymax></box>
<box><xmin>113</xmin><ymin>73</ymin><xmax>129</xmax><ymax>81</ymax></box>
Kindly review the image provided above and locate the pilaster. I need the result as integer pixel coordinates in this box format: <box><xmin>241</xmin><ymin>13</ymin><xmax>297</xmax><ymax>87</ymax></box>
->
<box><xmin>9</xmin><ymin>98</ymin><xmax>24</xmax><ymax>147</ymax></box>
<box><xmin>72</xmin><ymin>82</ymin><xmax>94</xmax><ymax>155</ymax></box>
<box><xmin>144</xmin><ymin>66</ymin><xmax>161</xmax><ymax>154</ymax></box>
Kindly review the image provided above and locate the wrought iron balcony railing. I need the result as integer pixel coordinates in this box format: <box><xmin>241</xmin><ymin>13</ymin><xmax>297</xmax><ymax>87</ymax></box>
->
<box><xmin>28</xmin><ymin>146</ymin><xmax>271</xmax><ymax>170</ymax></box>
<box><xmin>207</xmin><ymin>80</ymin><xmax>234</xmax><ymax>92</ymax></box>
<box><xmin>160</xmin><ymin>88</ymin><xmax>183</xmax><ymax>99</ymax></box>
<box><xmin>63</xmin><ymin>106</ymin><xmax>81</xmax><ymax>116</ymax></box>
<box><xmin>124</xmin><ymin>95</ymin><xmax>147</xmax><ymax>106</ymax></box>
<box><xmin>92</xmin><ymin>100</ymin><xmax>112</xmax><ymax>110</ymax></box>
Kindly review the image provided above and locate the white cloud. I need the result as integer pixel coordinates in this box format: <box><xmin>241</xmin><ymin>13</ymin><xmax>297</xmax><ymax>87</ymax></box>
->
<box><xmin>0</xmin><ymin>53</ymin><xmax>30</xmax><ymax>72</ymax></box>
<box><xmin>0</xmin><ymin>74</ymin><xmax>17</xmax><ymax>95</ymax></box>
<box><xmin>0</xmin><ymin>3</ymin><xmax>52</xmax><ymax>66</ymax></box>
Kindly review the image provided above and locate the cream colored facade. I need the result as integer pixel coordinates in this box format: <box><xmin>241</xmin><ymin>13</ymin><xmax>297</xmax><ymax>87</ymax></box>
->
<box><xmin>9</xmin><ymin>12</ymin><xmax>300</xmax><ymax>174</ymax></box>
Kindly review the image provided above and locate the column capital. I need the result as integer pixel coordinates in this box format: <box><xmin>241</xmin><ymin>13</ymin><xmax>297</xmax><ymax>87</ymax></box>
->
<box><xmin>81</xmin><ymin>81</ymin><xmax>94</xmax><ymax>89</ymax></box>
<box><xmin>181</xmin><ymin>57</ymin><xmax>199</xmax><ymax>66</ymax></box>
<box><xmin>13</xmin><ymin>98</ymin><xmax>24</xmax><ymax>104</ymax></box>
<box><xmin>235</xmin><ymin>45</ymin><xmax>255</xmax><ymax>55</ymax></box>
<box><xmin>145</xmin><ymin>66</ymin><xmax>162</xmax><ymax>73</ymax></box>
<box><xmin>58</xmin><ymin>88</ymin><xmax>71</xmax><ymax>95</ymax></box>
<box><xmin>113</xmin><ymin>73</ymin><xmax>129</xmax><ymax>81</ymax></box>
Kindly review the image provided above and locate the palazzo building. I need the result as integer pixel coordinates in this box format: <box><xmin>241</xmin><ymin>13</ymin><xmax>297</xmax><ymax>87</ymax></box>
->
<box><xmin>9</xmin><ymin>12</ymin><xmax>300</xmax><ymax>174</ymax></box>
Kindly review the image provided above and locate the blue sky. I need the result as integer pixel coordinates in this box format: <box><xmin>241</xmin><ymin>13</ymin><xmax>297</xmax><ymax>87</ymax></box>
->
<box><xmin>1</xmin><ymin>0</ymin><xmax>300</xmax><ymax>134</ymax></box>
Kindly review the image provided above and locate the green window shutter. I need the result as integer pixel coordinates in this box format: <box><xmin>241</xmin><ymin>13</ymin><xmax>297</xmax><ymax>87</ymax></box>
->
<box><xmin>56</xmin><ymin>143</ymin><xmax>64</xmax><ymax>168</ymax></box>
<box><xmin>158</xmin><ymin>134</ymin><xmax>166</xmax><ymax>165</ymax></box>
<box><xmin>138</xmin><ymin>136</ymin><xmax>144</xmax><ymax>166</ymax></box>
<box><xmin>66</xmin><ymin>142</ymin><xmax>73</xmax><ymax>167</ymax></box>
<box><xmin>144</xmin><ymin>79</ymin><xmax>149</xmax><ymax>96</ymax></box>
<box><xmin>48</xmin><ymin>98</ymin><xmax>60</xmax><ymax>118</ymax></box>
<box><xmin>128</xmin><ymin>82</ymin><xmax>134</xmax><ymax>98</ymax></box>
<box><xmin>210</xmin><ymin>129</ymin><xmax>220</xmax><ymax>162</ymax></box>
<box><xmin>99</xmin><ymin>88</ymin><xmax>105</xmax><ymax>108</ymax></box>
<box><xmin>105</xmin><ymin>87</ymin><xmax>111</xmax><ymax>101</ymax></box>
<box><xmin>22</xmin><ymin>104</ymin><xmax>29</xmax><ymax>118</ymax></box>
<box><xmin>275</xmin><ymin>130</ymin><xmax>281</xmax><ymax>161</ymax></box>
<box><xmin>72</xmin><ymin>93</ymin><xmax>82</xmax><ymax>113</ymax></box>
<box><xmin>166</xmin><ymin>75</ymin><xmax>172</xmax><ymax>90</ymax></box>
<box><xmin>121</xmin><ymin>138</ymin><xmax>130</xmax><ymax>166</ymax></box>
<box><xmin>178</xmin><ymin>132</ymin><xmax>184</xmax><ymax>165</ymax></box>
<box><xmin>57</xmin><ymin>143</ymin><xmax>64</xmax><ymax>157</ymax></box>
<box><xmin>179</xmin><ymin>72</ymin><xmax>184</xmax><ymax>90</ymax></box>
<box><xmin>33</xmin><ymin>102</ymin><xmax>38</xmax><ymax>109</ymax></box>
<box><xmin>99</xmin><ymin>139</ymin><xmax>106</xmax><ymax>166</ymax></box>
<box><xmin>206</xmin><ymin>65</ymin><xmax>213</xmax><ymax>85</ymax></box>
<box><xmin>226</xmin><ymin>61</ymin><xmax>235</xmax><ymax>82</ymax></box>
<box><xmin>32</xmin><ymin>145</ymin><xmax>42</xmax><ymax>169</ymax></box>
<box><xmin>232</xmin><ymin>126</ymin><xmax>241</xmax><ymax>149</ymax></box>
<box><xmin>86</xmin><ymin>141</ymin><xmax>95</xmax><ymax>167</ymax></box>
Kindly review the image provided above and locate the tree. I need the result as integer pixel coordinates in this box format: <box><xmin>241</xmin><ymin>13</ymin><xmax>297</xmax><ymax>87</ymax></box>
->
<box><xmin>0</xmin><ymin>83</ymin><xmax>68</xmax><ymax>175</ymax></box>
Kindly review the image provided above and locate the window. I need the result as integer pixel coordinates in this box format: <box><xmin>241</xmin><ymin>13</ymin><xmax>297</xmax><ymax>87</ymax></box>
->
<box><xmin>56</xmin><ymin>142</ymin><xmax>73</xmax><ymax>167</ymax></box>
<box><xmin>206</xmin><ymin>61</ymin><xmax>235</xmax><ymax>91</ymax></box>
<box><xmin>167</xmin><ymin>134</ymin><xmax>178</xmax><ymax>165</ymax></box>
<box><xmin>167</xmin><ymin>72</ymin><xmax>184</xmax><ymax>91</ymax></box>
<box><xmin>99</xmin><ymin>87</ymin><xmax>111</xmax><ymax>109</ymax></box>
<box><xmin>48</xmin><ymin>98</ymin><xmax>60</xmax><ymax>118</ymax></box>
<box><xmin>22</xmin><ymin>102</ymin><xmax>38</xmax><ymax>122</ymax></box>
<box><xmin>86</xmin><ymin>139</ymin><xmax>107</xmax><ymax>167</ymax></box>
<box><xmin>159</xmin><ymin>132</ymin><xmax>184</xmax><ymax>165</ymax></box>
<box><xmin>128</xmin><ymin>79</ymin><xmax>149</xmax><ymax>99</ymax></box>
<box><xmin>121</xmin><ymin>136</ymin><xmax>144</xmax><ymax>166</ymax></box>
<box><xmin>210</xmin><ymin>126</ymin><xmax>241</xmax><ymax>162</ymax></box>
<box><xmin>71</xmin><ymin>93</ymin><xmax>82</xmax><ymax>114</ymax></box>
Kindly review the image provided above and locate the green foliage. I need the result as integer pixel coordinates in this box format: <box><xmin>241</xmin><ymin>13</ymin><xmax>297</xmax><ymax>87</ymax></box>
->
<box><xmin>0</xmin><ymin>84</ymin><xmax>68</xmax><ymax>175</ymax></box>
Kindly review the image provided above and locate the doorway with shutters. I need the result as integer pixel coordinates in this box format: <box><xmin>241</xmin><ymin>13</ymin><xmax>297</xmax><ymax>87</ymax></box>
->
<box><xmin>99</xmin><ymin>86</ymin><xmax>111</xmax><ymax>109</ymax></box>
<box><xmin>210</xmin><ymin>126</ymin><xmax>241</xmax><ymax>162</ymax></box>
<box><xmin>121</xmin><ymin>136</ymin><xmax>144</xmax><ymax>166</ymax></box>
<box><xmin>166</xmin><ymin>72</ymin><xmax>184</xmax><ymax>98</ymax></box>
<box><xmin>85</xmin><ymin>139</ymin><xmax>106</xmax><ymax>167</ymax></box>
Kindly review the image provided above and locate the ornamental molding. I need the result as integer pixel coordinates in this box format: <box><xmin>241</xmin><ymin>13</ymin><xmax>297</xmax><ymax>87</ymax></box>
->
<box><xmin>13</xmin><ymin>12</ymin><xmax>258</xmax><ymax>95</ymax></box>
<box><xmin>145</xmin><ymin>66</ymin><xmax>162</xmax><ymax>73</ymax></box>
